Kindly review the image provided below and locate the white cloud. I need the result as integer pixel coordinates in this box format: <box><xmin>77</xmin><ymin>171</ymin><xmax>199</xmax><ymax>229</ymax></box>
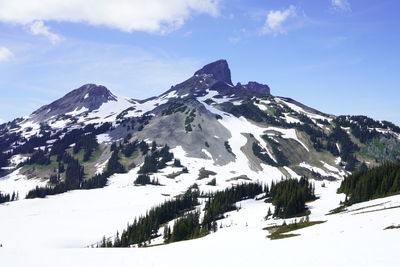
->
<box><xmin>0</xmin><ymin>0</ymin><xmax>220</xmax><ymax>34</ymax></box>
<box><xmin>0</xmin><ymin>46</ymin><xmax>13</xmax><ymax>62</ymax></box>
<box><xmin>331</xmin><ymin>0</ymin><xmax>351</xmax><ymax>12</ymax></box>
<box><xmin>29</xmin><ymin>21</ymin><xmax>62</xmax><ymax>44</ymax></box>
<box><xmin>0</xmin><ymin>118</ymin><xmax>4</xmax><ymax>124</ymax></box>
<box><xmin>261</xmin><ymin>5</ymin><xmax>297</xmax><ymax>36</ymax></box>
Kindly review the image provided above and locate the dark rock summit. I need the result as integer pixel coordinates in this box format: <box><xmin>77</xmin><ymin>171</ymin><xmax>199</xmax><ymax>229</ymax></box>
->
<box><xmin>31</xmin><ymin>84</ymin><xmax>117</xmax><ymax>121</ymax></box>
<box><xmin>168</xmin><ymin>60</ymin><xmax>270</xmax><ymax>99</ymax></box>
<box><xmin>243</xmin><ymin>82</ymin><xmax>270</xmax><ymax>95</ymax></box>
<box><xmin>194</xmin><ymin>59</ymin><xmax>233</xmax><ymax>85</ymax></box>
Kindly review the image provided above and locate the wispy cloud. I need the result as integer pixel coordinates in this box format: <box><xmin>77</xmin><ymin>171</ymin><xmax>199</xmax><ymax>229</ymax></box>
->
<box><xmin>0</xmin><ymin>0</ymin><xmax>221</xmax><ymax>34</ymax></box>
<box><xmin>29</xmin><ymin>21</ymin><xmax>62</xmax><ymax>44</ymax></box>
<box><xmin>3</xmin><ymin>39</ymin><xmax>202</xmax><ymax>99</ymax></box>
<box><xmin>261</xmin><ymin>5</ymin><xmax>297</xmax><ymax>36</ymax></box>
<box><xmin>331</xmin><ymin>0</ymin><xmax>351</xmax><ymax>12</ymax></box>
<box><xmin>0</xmin><ymin>46</ymin><xmax>14</xmax><ymax>62</ymax></box>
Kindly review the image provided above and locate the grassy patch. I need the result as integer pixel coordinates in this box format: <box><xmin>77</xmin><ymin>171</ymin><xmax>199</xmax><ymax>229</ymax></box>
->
<box><xmin>28</xmin><ymin>155</ymin><xmax>58</xmax><ymax>171</ymax></box>
<box><xmin>74</xmin><ymin>149</ymin><xmax>102</xmax><ymax>164</ymax></box>
<box><xmin>119</xmin><ymin>149</ymin><xmax>139</xmax><ymax>169</ymax></box>
<box><xmin>264</xmin><ymin>221</ymin><xmax>326</xmax><ymax>240</ymax></box>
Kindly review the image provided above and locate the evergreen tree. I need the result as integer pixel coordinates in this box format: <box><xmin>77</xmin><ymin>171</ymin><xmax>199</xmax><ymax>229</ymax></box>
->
<box><xmin>269</xmin><ymin>178</ymin><xmax>316</xmax><ymax>218</ymax></box>
<box><xmin>338</xmin><ymin>162</ymin><xmax>400</xmax><ymax>204</ymax></box>
<box><xmin>106</xmin><ymin>151</ymin><xmax>126</xmax><ymax>174</ymax></box>
<box><xmin>169</xmin><ymin>211</ymin><xmax>201</xmax><ymax>242</ymax></box>
<box><xmin>65</xmin><ymin>159</ymin><xmax>84</xmax><ymax>189</ymax></box>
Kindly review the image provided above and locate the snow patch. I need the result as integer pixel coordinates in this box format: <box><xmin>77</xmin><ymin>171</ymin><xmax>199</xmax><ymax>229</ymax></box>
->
<box><xmin>0</xmin><ymin>168</ymin><xmax>47</xmax><ymax>198</ymax></box>
<box><xmin>96</xmin><ymin>134</ymin><xmax>112</xmax><ymax>144</ymax></box>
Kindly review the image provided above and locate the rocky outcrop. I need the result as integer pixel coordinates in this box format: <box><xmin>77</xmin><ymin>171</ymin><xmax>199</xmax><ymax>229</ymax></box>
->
<box><xmin>194</xmin><ymin>59</ymin><xmax>233</xmax><ymax>85</ymax></box>
<box><xmin>31</xmin><ymin>84</ymin><xmax>117</xmax><ymax>121</ymax></box>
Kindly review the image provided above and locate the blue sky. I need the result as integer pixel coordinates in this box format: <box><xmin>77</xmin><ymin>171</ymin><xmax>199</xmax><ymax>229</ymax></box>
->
<box><xmin>0</xmin><ymin>0</ymin><xmax>399</xmax><ymax>125</ymax></box>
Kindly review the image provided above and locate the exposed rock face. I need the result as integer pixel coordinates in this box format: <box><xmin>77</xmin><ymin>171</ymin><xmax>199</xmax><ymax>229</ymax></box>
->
<box><xmin>168</xmin><ymin>60</ymin><xmax>270</xmax><ymax>99</ymax></box>
<box><xmin>31</xmin><ymin>84</ymin><xmax>117</xmax><ymax>121</ymax></box>
<box><xmin>243</xmin><ymin>82</ymin><xmax>270</xmax><ymax>95</ymax></box>
<box><xmin>194</xmin><ymin>59</ymin><xmax>233</xmax><ymax>85</ymax></box>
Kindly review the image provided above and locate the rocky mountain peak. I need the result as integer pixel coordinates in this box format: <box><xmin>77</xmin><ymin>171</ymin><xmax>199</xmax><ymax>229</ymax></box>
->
<box><xmin>30</xmin><ymin>84</ymin><xmax>117</xmax><ymax>121</ymax></box>
<box><xmin>194</xmin><ymin>59</ymin><xmax>233</xmax><ymax>85</ymax></box>
<box><xmin>69</xmin><ymin>84</ymin><xmax>116</xmax><ymax>101</ymax></box>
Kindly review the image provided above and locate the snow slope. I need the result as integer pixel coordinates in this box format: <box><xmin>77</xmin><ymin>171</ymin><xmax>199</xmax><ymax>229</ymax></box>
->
<box><xmin>1</xmin><ymin>180</ymin><xmax>399</xmax><ymax>267</ymax></box>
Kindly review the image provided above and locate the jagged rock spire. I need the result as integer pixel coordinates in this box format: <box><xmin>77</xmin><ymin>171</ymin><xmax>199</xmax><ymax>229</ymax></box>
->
<box><xmin>194</xmin><ymin>59</ymin><xmax>233</xmax><ymax>85</ymax></box>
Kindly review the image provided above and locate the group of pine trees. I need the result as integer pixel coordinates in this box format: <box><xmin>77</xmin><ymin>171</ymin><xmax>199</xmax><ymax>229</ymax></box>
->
<box><xmin>25</xmin><ymin>148</ymin><xmax>128</xmax><ymax>198</ymax></box>
<box><xmin>26</xmin><ymin>151</ymin><xmax>87</xmax><ymax>198</ymax></box>
<box><xmin>0</xmin><ymin>151</ymin><xmax>11</xmax><ymax>168</ymax></box>
<box><xmin>202</xmin><ymin>183</ymin><xmax>264</xmax><ymax>230</ymax></box>
<box><xmin>228</xmin><ymin>99</ymin><xmax>363</xmax><ymax>172</ymax></box>
<box><xmin>25</xmin><ymin>139</ymin><xmax>174</xmax><ymax>198</ymax></box>
<box><xmin>138</xmin><ymin>144</ymin><xmax>174</xmax><ymax>174</ymax></box>
<box><xmin>26</xmin><ymin>143</ymin><xmax>126</xmax><ymax>198</ymax></box>
<box><xmin>73</xmin><ymin>133</ymin><xmax>99</xmax><ymax>161</ymax></box>
<box><xmin>165</xmin><ymin>211</ymin><xmax>202</xmax><ymax>243</ymax></box>
<box><xmin>102</xmin><ymin>189</ymin><xmax>199</xmax><ymax>247</ymax></box>
<box><xmin>102</xmin><ymin>182</ymin><xmax>265</xmax><ymax>247</ymax></box>
<box><xmin>134</xmin><ymin>174</ymin><xmax>160</xmax><ymax>186</ymax></box>
<box><xmin>252</xmin><ymin>142</ymin><xmax>277</xmax><ymax>166</ymax></box>
<box><xmin>267</xmin><ymin>177</ymin><xmax>316</xmax><ymax>218</ymax></box>
<box><xmin>0</xmin><ymin>191</ymin><xmax>18</xmax><ymax>204</ymax></box>
<box><xmin>50</xmin><ymin>123</ymin><xmax>111</xmax><ymax>157</ymax></box>
<box><xmin>27</xmin><ymin>149</ymin><xmax>51</xmax><ymax>165</ymax></box>
<box><xmin>338</xmin><ymin>162</ymin><xmax>400</xmax><ymax>205</ymax></box>
<box><xmin>335</xmin><ymin>115</ymin><xmax>400</xmax><ymax>144</ymax></box>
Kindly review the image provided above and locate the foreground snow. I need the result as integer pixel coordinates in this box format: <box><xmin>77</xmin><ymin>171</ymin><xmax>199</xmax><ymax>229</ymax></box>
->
<box><xmin>0</xmin><ymin>174</ymin><xmax>399</xmax><ymax>266</ymax></box>
<box><xmin>1</xmin><ymin>194</ymin><xmax>399</xmax><ymax>267</ymax></box>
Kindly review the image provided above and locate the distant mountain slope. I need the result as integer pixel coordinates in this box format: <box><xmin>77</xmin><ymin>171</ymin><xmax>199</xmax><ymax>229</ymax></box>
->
<box><xmin>0</xmin><ymin>59</ymin><xmax>399</xmax><ymax>197</ymax></box>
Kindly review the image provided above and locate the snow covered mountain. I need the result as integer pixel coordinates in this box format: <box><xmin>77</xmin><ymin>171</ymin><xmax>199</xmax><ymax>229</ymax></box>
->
<box><xmin>0</xmin><ymin>60</ymin><xmax>400</xmax><ymax>267</ymax></box>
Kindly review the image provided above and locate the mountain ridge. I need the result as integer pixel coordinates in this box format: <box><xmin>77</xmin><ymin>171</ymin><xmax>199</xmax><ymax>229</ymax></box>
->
<box><xmin>0</xmin><ymin>59</ymin><xmax>400</xmax><ymax>257</ymax></box>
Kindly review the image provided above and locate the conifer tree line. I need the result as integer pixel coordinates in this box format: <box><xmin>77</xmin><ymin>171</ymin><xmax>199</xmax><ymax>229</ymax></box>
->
<box><xmin>134</xmin><ymin>174</ymin><xmax>160</xmax><ymax>186</ymax></box>
<box><xmin>24</xmin><ymin>139</ymin><xmax>175</xmax><ymax>198</ymax></box>
<box><xmin>102</xmin><ymin>182</ymin><xmax>265</xmax><ymax>248</ymax></box>
<box><xmin>202</xmin><ymin>183</ymin><xmax>264</xmax><ymax>230</ymax></box>
<box><xmin>262</xmin><ymin>136</ymin><xmax>290</xmax><ymax>167</ymax></box>
<box><xmin>103</xmin><ymin>189</ymin><xmax>199</xmax><ymax>247</ymax></box>
<box><xmin>252</xmin><ymin>142</ymin><xmax>277</xmax><ymax>166</ymax></box>
<box><xmin>27</xmin><ymin>149</ymin><xmax>51</xmax><ymax>165</ymax></box>
<box><xmin>0</xmin><ymin>191</ymin><xmax>19</xmax><ymax>204</ymax></box>
<box><xmin>25</xmin><ymin>148</ymin><xmax>126</xmax><ymax>199</ymax></box>
<box><xmin>165</xmin><ymin>211</ymin><xmax>201</xmax><ymax>243</ymax></box>
<box><xmin>335</xmin><ymin>115</ymin><xmax>400</xmax><ymax>143</ymax></box>
<box><xmin>50</xmin><ymin>123</ymin><xmax>111</xmax><ymax>156</ymax></box>
<box><xmin>0</xmin><ymin>122</ymin><xmax>111</xmax><ymax>162</ymax></box>
<box><xmin>338</xmin><ymin>162</ymin><xmax>400</xmax><ymax>205</ymax></box>
<box><xmin>73</xmin><ymin>133</ymin><xmax>99</xmax><ymax>161</ymax></box>
<box><xmin>226</xmin><ymin>100</ymin><xmax>366</xmax><ymax>171</ymax></box>
<box><xmin>0</xmin><ymin>151</ymin><xmax>11</xmax><ymax>168</ymax></box>
<box><xmin>138</xmin><ymin>144</ymin><xmax>174</xmax><ymax>174</ymax></box>
<box><xmin>267</xmin><ymin>178</ymin><xmax>316</xmax><ymax>218</ymax></box>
